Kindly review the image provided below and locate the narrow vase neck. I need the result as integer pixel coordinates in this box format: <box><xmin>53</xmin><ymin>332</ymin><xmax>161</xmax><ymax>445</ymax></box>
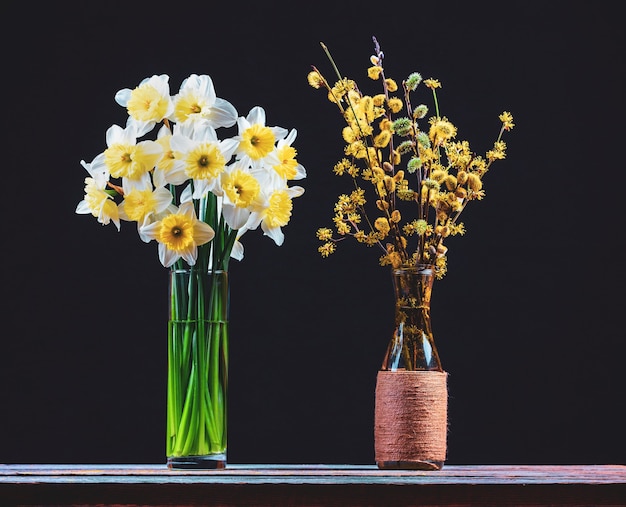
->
<box><xmin>382</xmin><ymin>264</ymin><xmax>442</xmax><ymax>372</ymax></box>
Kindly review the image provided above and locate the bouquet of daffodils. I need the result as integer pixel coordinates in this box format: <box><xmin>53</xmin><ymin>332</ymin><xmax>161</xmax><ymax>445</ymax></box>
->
<box><xmin>309</xmin><ymin>38</ymin><xmax>513</xmax><ymax>278</ymax></box>
<box><xmin>76</xmin><ymin>73</ymin><xmax>306</xmax><ymax>464</ymax></box>
<box><xmin>76</xmin><ymin>73</ymin><xmax>306</xmax><ymax>273</ymax></box>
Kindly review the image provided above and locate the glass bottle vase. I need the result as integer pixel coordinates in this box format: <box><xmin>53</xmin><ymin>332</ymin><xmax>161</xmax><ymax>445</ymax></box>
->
<box><xmin>166</xmin><ymin>268</ymin><xmax>229</xmax><ymax>469</ymax></box>
<box><xmin>375</xmin><ymin>264</ymin><xmax>448</xmax><ymax>470</ymax></box>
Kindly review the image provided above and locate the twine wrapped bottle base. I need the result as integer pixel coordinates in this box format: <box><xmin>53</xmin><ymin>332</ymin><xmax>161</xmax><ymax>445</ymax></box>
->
<box><xmin>375</xmin><ymin>370</ymin><xmax>448</xmax><ymax>470</ymax></box>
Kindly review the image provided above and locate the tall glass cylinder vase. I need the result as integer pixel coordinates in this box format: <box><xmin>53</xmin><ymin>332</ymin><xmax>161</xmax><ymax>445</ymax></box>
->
<box><xmin>166</xmin><ymin>268</ymin><xmax>229</xmax><ymax>469</ymax></box>
<box><xmin>375</xmin><ymin>264</ymin><xmax>448</xmax><ymax>470</ymax></box>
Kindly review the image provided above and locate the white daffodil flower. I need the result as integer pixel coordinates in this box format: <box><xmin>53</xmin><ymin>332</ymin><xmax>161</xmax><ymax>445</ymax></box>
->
<box><xmin>115</xmin><ymin>74</ymin><xmax>174</xmax><ymax>134</ymax></box>
<box><xmin>272</xmin><ymin>128</ymin><xmax>307</xmax><ymax>181</ymax></box>
<box><xmin>103</xmin><ymin>122</ymin><xmax>163</xmax><ymax>195</ymax></box>
<box><xmin>79</xmin><ymin>155</ymin><xmax>109</xmax><ymax>188</ymax></box>
<box><xmin>75</xmin><ymin>159</ymin><xmax>120</xmax><ymax>230</ymax></box>
<box><xmin>170</xmin><ymin>120</ymin><xmax>238</xmax><ymax>199</ymax></box>
<box><xmin>118</xmin><ymin>186</ymin><xmax>176</xmax><ymax>242</ymax></box>
<box><xmin>140</xmin><ymin>202</ymin><xmax>215</xmax><ymax>268</ymax></box>
<box><xmin>220</xmin><ymin>162</ymin><xmax>265</xmax><ymax>230</ymax></box>
<box><xmin>244</xmin><ymin>184</ymin><xmax>305</xmax><ymax>246</ymax></box>
<box><xmin>171</xmin><ymin>74</ymin><xmax>238</xmax><ymax>128</ymax></box>
<box><xmin>233</xmin><ymin>106</ymin><xmax>287</xmax><ymax>171</ymax></box>
<box><xmin>152</xmin><ymin>124</ymin><xmax>188</xmax><ymax>187</ymax></box>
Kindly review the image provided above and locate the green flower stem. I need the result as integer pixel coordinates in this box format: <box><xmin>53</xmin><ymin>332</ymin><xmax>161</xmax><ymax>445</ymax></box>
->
<box><xmin>167</xmin><ymin>268</ymin><xmax>229</xmax><ymax>459</ymax></box>
<box><xmin>166</xmin><ymin>187</ymin><xmax>231</xmax><ymax>460</ymax></box>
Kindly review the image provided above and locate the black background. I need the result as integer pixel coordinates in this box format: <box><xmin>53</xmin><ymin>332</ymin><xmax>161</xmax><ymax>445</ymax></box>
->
<box><xmin>1</xmin><ymin>1</ymin><xmax>624</xmax><ymax>466</ymax></box>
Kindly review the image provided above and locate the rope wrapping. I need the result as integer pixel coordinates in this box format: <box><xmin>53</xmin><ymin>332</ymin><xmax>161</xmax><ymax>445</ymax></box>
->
<box><xmin>374</xmin><ymin>370</ymin><xmax>448</xmax><ymax>469</ymax></box>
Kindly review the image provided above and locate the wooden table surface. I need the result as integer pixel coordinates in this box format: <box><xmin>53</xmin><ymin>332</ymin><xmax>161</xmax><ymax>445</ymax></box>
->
<box><xmin>1</xmin><ymin>463</ymin><xmax>625</xmax><ymax>506</ymax></box>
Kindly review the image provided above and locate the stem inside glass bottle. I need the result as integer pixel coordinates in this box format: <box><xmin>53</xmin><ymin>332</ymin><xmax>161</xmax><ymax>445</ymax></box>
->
<box><xmin>382</xmin><ymin>264</ymin><xmax>442</xmax><ymax>372</ymax></box>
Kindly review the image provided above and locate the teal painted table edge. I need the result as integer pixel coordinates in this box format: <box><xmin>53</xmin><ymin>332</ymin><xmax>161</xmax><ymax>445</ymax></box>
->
<box><xmin>2</xmin><ymin>464</ymin><xmax>625</xmax><ymax>506</ymax></box>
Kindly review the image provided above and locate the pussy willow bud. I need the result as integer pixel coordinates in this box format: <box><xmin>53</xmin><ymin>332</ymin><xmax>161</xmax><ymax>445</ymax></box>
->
<box><xmin>405</xmin><ymin>72</ymin><xmax>423</xmax><ymax>91</ymax></box>
<box><xmin>376</xmin><ymin>199</ymin><xmax>389</xmax><ymax>210</ymax></box>
<box><xmin>445</xmin><ymin>175</ymin><xmax>457</xmax><ymax>191</ymax></box>
<box><xmin>467</xmin><ymin>173</ymin><xmax>483</xmax><ymax>191</ymax></box>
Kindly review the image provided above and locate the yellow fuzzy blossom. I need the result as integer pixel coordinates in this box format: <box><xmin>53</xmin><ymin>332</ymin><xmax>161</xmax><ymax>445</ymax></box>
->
<box><xmin>342</xmin><ymin>126</ymin><xmax>360</xmax><ymax>143</ymax></box>
<box><xmin>486</xmin><ymin>142</ymin><xmax>507</xmax><ymax>161</ymax></box>
<box><xmin>373</xmin><ymin>94</ymin><xmax>386</xmax><ymax>106</ymax></box>
<box><xmin>374</xmin><ymin>217</ymin><xmax>390</xmax><ymax>235</ymax></box>
<box><xmin>318</xmin><ymin>242</ymin><xmax>336</xmax><ymax>257</ymax></box>
<box><xmin>345</xmin><ymin>140</ymin><xmax>367</xmax><ymax>159</ymax></box>
<box><xmin>384</xmin><ymin>78</ymin><xmax>398</xmax><ymax>92</ymax></box>
<box><xmin>346</xmin><ymin>164</ymin><xmax>360</xmax><ymax>177</ymax></box>
<box><xmin>499</xmin><ymin>111</ymin><xmax>515</xmax><ymax>131</ymax></box>
<box><xmin>334</xmin><ymin>196</ymin><xmax>354</xmax><ymax>213</ymax></box>
<box><xmin>374</xmin><ymin>130</ymin><xmax>392</xmax><ymax>148</ymax></box>
<box><xmin>333</xmin><ymin>159</ymin><xmax>351</xmax><ymax>176</ymax></box>
<box><xmin>424</xmin><ymin>78</ymin><xmax>441</xmax><ymax>89</ymax></box>
<box><xmin>307</xmin><ymin>70</ymin><xmax>325</xmax><ymax>89</ymax></box>
<box><xmin>347</xmin><ymin>212</ymin><xmax>362</xmax><ymax>224</ymax></box>
<box><xmin>330</xmin><ymin>78</ymin><xmax>356</xmax><ymax>103</ymax></box>
<box><xmin>428</xmin><ymin>117</ymin><xmax>457</xmax><ymax>146</ymax></box>
<box><xmin>387</xmin><ymin>97</ymin><xmax>403</xmax><ymax>113</ymax></box>
<box><xmin>316</xmin><ymin>228</ymin><xmax>333</xmax><ymax>240</ymax></box>
<box><xmin>350</xmin><ymin>188</ymin><xmax>367</xmax><ymax>206</ymax></box>
<box><xmin>368</xmin><ymin>66</ymin><xmax>383</xmax><ymax>79</ymax></box>
<box><xmin>334</xmin><ymin>217</ymin><xmax>351</xmax><ymax>235</ymax></box>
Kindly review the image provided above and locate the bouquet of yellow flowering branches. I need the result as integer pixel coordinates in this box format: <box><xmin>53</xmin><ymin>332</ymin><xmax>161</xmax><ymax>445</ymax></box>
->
<box><xmin>308</xmin><ymin>37</ymin><xmax>514</xmax><ymax>470</ymax></box>
<box><xmin>309</xmin><ymin>37</ymin><xmax>514</xmax><ymax>279</ymax></box>
<box><xmin>76</xmin><ymin>73</ymin><xmax>305</xmax><ymax>468</ymax></box>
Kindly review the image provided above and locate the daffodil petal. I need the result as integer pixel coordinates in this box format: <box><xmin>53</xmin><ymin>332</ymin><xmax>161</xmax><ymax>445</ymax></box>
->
<box><xmin>230</xmin><ymin>240</ymin><xmax>244</xmax><ymax>261</ymax></box>
<box><xmin>193</xmin><ymin>221</ymin><xmax>215</xmax><ymax>246</ymax></box>
<box><xmin>159</xmin><ymin>243</ymin><xmax>179</xmax><ymax>268</ymax></box>
<box><xmin>222</xmin><ymin>204</ymin><xmax>251</xmax><ymax>231</ymax></box>
<box><xmin>181</xmin><ymin>244</ymin><xmax>198</xmax><ymax>266</ymax></box>
<box><xmin>261</xmin><ymin>221</ymin><xmax>284</xmax><ymax>246</ymax></box>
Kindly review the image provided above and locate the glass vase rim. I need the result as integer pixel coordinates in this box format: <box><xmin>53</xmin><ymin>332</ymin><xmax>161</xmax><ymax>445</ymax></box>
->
<box><xmin>169</xmin><ymin>267</ymin><xmax>228</xmax><ymax>275</ymax></box>
<box><xmin>392</xmin><ymin>263</ymin><xmax>436</xmax><ymax>274</ymax></box>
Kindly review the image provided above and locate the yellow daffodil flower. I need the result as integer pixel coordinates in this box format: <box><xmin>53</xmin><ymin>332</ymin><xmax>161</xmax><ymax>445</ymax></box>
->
<box><xmin>115</xmin><ymin>74</ymin><xmax>174</xmax><ymax>133</ymax></box>
<box><xmin>171</xmin><ymin>74</ymin><xmax>238</xmax><ymax>128</ymax></box>
<box><xmin>234</xmin><ymin>106</ymin><xmax>287</xmax><ymax>170</ymax></box>
<box><xmin>103</xmin><ymin>122</ymin><xmax>163</xmax><ymax>194</ymax></box>
<box><xmin>140</xmin><ymin>202</ymin><xmax>215</xmax><ymax>267</ymax></box>
<box><xmin>245</xmin><ymin>183</ymin><xmax>305</xmax><ymax>246</ymax></box>
<box><xmin>75</xmin><ymin>158</ymin><xmax>120</xmax><ymax>230</ymax></box>
<box><xmin>170</xmin><ymin>121</ymin><xmax>238</xmax><ymax>199</ymax></box>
